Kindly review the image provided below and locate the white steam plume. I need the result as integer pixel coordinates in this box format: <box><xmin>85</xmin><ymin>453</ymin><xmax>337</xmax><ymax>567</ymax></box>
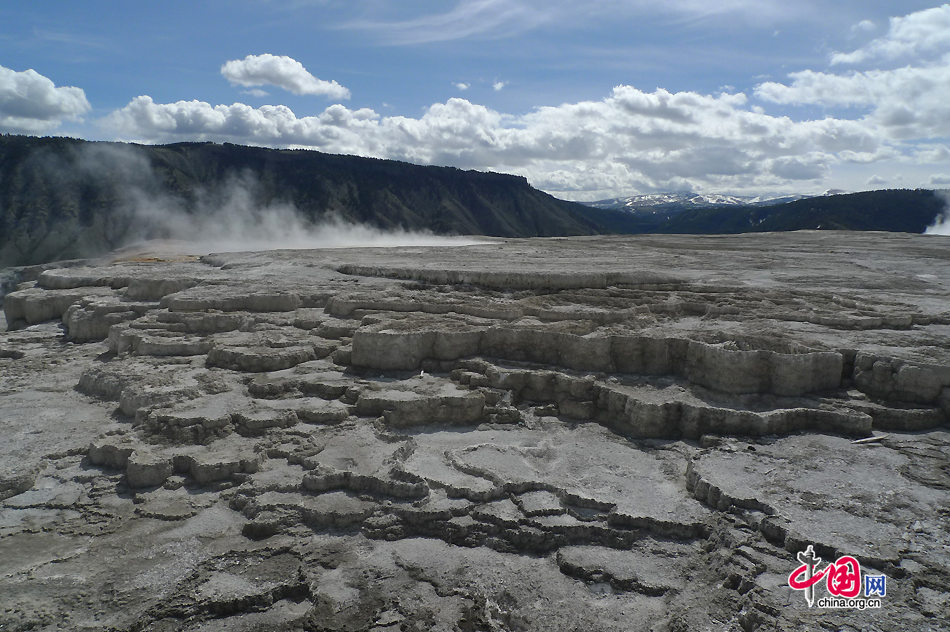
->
<box><xmin>74</xmin><ymin>145</ymin><xmax>482</xmax><ymax>255</ymax></box>
<box><xmin>126</xmin><ymin>172</ymin><xmax>481</xmax><ymax>254</ymax></box>
<box><xmin>924</xmin><ymin>190</ymin><xmax>950</xmax><ymax>236</ymax></box>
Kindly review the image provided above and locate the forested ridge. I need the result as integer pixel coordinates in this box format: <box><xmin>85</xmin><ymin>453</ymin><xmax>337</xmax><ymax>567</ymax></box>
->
<box><xmin>0</xmin><ymin>135</ymin><xmax>613</xmax><ymax>267</ymax></box>
<box><xmin>1</xmin><ymin>135</ymin><xmax>945</xmax><ymax>269</ymax></box>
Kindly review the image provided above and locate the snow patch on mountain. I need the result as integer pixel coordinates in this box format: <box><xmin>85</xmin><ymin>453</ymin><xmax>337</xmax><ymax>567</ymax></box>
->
<box><xmin>585</xmin><ymin>192</ymin><xmax>813</xmax><ymax>213</ymax></box>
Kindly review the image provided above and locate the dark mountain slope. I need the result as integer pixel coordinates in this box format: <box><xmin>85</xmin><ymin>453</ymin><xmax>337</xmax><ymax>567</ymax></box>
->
<box><xmin>3</xmin><ymin>135</ymin><xmax>944</xmax><ymax>269</ymax></box>
<box><xmin>0</xmin><ymin>135</ymin><xmax>621</xmax><ymax>268</ymax></box>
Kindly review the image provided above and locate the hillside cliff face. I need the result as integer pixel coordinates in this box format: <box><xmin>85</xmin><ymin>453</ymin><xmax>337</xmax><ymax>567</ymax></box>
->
<box><xmin>5</xmin><ymin>135</ymin><xmax>945</xmax><ymax>270</ymax></box>
<box><xmin>0</xmin><ymin>135</ymin><xmax>607</xmax><ymax>268</ymax></box>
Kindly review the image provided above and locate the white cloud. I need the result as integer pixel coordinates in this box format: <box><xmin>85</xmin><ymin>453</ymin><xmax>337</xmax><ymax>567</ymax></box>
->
<box><xmin>492</xmin><ymin>81</ymin><xmax>507</xmax><ymax>91</ymax></box>
<box><xmin>105</xmin><ymin>96</ymin><xmax>381</xmax><ymax>149</ymax></box>
<box><xmin>913</xmin><ymin>144</ymin><xmax>950</xmax><ymax>163</ymax></box>
<box><xmin>832</xmin><ymin>5</ymin><xmax>950</xmax><ymax>65</ymax></box>
<box><xmin>345</xmin><ymin>0</ymin><xmax>551</xmax><ymax>45</ymax></box>
<box><xmin>242</xmin><ymin>88</ymin><xmax>270</xmax><ymax>98</ymax></box>
<box><xmin>851</xmin><ymin>19</ymin><xmax>876</xmax><ymax>34</ymax></box>
<box><xmin>754</xmin><ymin>6</ymin><xmax>950</xmax><ymax>146</ymax></box>
<box><xmin>344</xmin><ymin>0</ymin><xmax>801</xmax><ymax>45</ymax></box>
<box><xmin>221</xmin><ymin>54</ymin><xmax>350</xmax><ymax>99</ymax></box>
<box><xmin>104</xmin><ymin>84</ymin><xmax>888</xmax><ymax>199</ymax></box>
<box><xmin>0</xmin><ymin>64</ymin><xmax>90</xmax><ymax>134</ymax></box>
<box><xmin>754</xmin><ymin>57</ymin><xmax>950</xmax><ymax>139</ymax></box>
<box><xmin>454</xmin><ymin>82</ymin><xmax>470</xmax><ymax>91</ymax></box>
<box><xmin>346</xmin><ymin>0</ymin><xmax>812</xmax><ymax>45</ymax></box>
<box><xmin>98</xmin><ymin>5</ymin><xmax>950</xmax><ymax>200</ymax></box>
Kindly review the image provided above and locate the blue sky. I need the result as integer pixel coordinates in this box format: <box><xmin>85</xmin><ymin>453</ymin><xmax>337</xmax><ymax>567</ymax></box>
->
<box><xmin>2</xmin><ymin>1</ymin><xmax>949</xmax><ymax>200</ymax></box>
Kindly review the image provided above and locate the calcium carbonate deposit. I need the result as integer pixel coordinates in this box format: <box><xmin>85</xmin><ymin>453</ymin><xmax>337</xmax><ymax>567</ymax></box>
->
<box><xmin>1</xmin><ymin>232</ymin><xmax>948</xmax><ymax>631</ymax></box>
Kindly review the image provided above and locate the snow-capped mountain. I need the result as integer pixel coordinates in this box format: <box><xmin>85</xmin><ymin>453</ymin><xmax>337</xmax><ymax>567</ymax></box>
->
<box><xmin>584</xmin><ymin>192</ymin><xmax>811</xmax><ymax>213</ymax></box>
<box><xmin>577</xmin><ymin>188</ymin><xmax>941</xmax><ymax>235</ymax></box>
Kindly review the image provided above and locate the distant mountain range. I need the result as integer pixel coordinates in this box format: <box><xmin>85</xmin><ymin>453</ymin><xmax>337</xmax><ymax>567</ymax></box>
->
<box><xmin>585</xmin><ymin>192</ymin><xmax>813</xmax><ymax>211</ymax></box>
<box><xmin>1</xmin><ymin>135</ymin><xmax>946</xmax><ymax>270</ymax></box>
<box><xmin>579</xmin><ymin>189</ymin><xmax>947</xmax><ymax>235</ymax></box>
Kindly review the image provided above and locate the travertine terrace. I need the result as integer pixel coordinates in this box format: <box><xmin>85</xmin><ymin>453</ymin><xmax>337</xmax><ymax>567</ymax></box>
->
<box><xmin>1</xmin><ymin>232</ymin><xmax>949</xmax><ymax>631</ymax></box>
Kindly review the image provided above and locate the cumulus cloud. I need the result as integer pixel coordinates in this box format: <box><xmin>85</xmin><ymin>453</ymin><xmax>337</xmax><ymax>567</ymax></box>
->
<box><xmin>755</xmin><ymin>6</ymin><xmax>950</xmax><ymax>141</ymax></box>
<box><xmin>913</xmin><ymin>145</ymin><xmax>950</xmax><ymax>163</ymax></box>
<box><xmin>832</xmin><ymin>5</ymin><xmax>950</xmax><ymax>65</ymax></box>
<box><xmin>221</xmin><ymin>54</ymin><xmax>350</xmax><ymax>99</ymax></box>
<box><xmin>104</xmin><ymin>96</ymin><xmax>381</xmax><ymax>148</ymax></box>
<box><xmin>866</xmin><ymin>175</ymin><xmax>887</xmax><ymax>185</ymax></box>
<box><xmin>104</xmin><ymin>84</ymin><xmax>887</xmax><ymax>199</ymax></box>
<box><xmin>0</xmin><ymin>64</ymin><xmax>90</xmax><ymax>133</ymax></box>
<box><xmin>98</xmin><ymin>5</ymin><xmax>950</xmax><ymax>200</ymax></box>
<box><xmin>755</xmin><ymin>63</ymin><xmax>950</xmax><ymax>139</ymax></box>
<box><xmin>492</xmin><ymin>81</ymin><xmax>507</xmax><ymax>91</ymax></box>
<box><xmin>454</xmin><ymin>83</ymin><xmax>470</xmax><ymax>91</ymax></box>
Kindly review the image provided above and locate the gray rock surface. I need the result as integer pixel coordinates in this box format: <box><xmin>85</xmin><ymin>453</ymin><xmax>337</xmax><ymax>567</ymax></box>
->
<box><xmin>1</xmin><ymin>232</ymin><xmax>949</xmax><ymax>631</ymax></box>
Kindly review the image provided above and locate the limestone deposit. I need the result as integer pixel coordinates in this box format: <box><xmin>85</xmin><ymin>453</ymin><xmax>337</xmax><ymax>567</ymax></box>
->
<box><xmin>1</xmin><ymin>232</ymin><xmax>949</xmax><ymax>631</ymax></box>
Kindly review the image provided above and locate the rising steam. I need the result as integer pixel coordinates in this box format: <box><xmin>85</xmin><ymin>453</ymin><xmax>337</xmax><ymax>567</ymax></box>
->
<box><xmin>82</xmin><ymin>145</ymin><xmax>482</xmax><ymax>255</ymax></box>
<box><xmin>924</xmin><ymin>190</ymin><xmax>950</xmax><ymax>236</ymax></box>
<box><xmin>126</xmin><ymin>172</ymin><xmax>481</xmax><ymax>254</ymax></box>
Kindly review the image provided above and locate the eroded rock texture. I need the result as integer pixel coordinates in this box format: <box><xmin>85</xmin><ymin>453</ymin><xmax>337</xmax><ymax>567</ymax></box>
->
<box><xmin>1</xmin><ymin>233</ymin><xmax>949</xmax><ymax>631</ymax></box>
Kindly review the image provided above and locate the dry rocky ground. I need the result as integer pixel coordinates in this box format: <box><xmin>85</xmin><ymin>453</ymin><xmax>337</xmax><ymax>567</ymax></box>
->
<box><xmin>1</xmin><ymin>232</ymin><xmax>948</xmax><ymax>631</ymax></box>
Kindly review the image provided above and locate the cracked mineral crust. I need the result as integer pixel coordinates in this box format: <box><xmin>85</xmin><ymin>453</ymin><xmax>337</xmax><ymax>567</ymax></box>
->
<box><xmin>1</xmin><ymin>232</ymin><xmax>949</xmax><ymax>631</ymax></box>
